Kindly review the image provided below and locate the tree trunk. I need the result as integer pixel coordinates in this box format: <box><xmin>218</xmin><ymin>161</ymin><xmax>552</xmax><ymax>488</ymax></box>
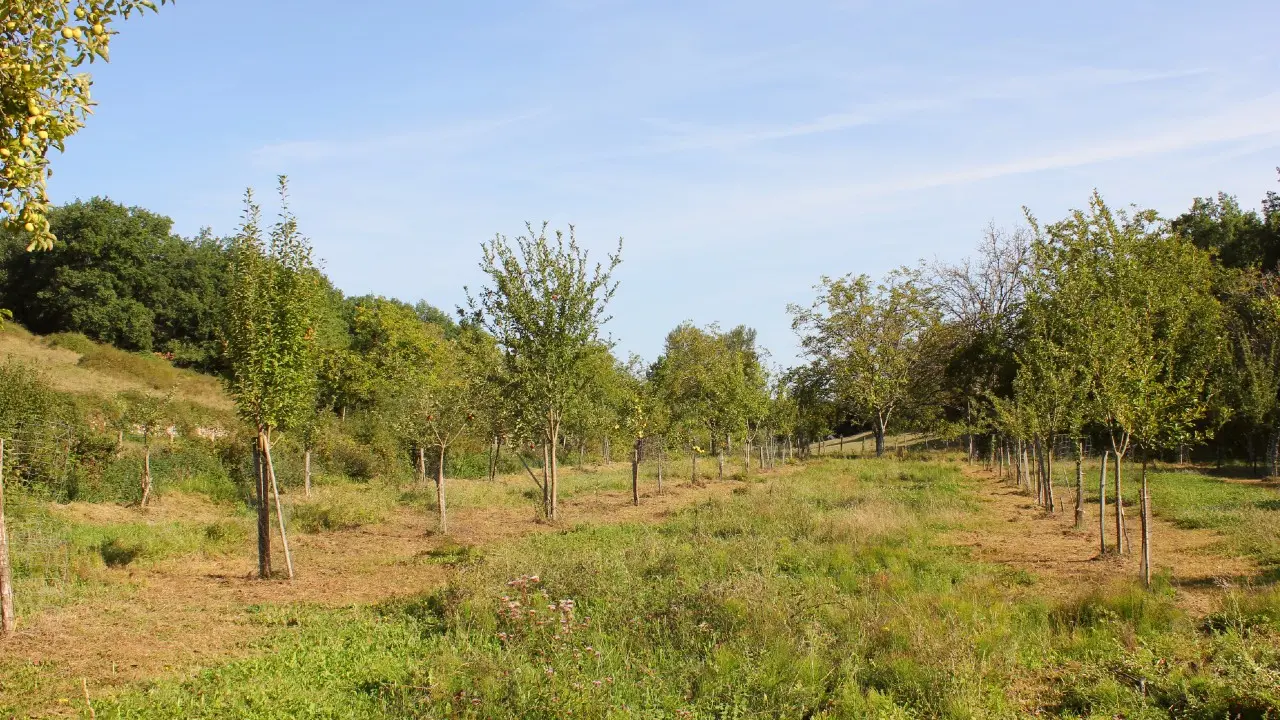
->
<box><xmin>1032</xmin><ymin>438</ymin><xmax>1043</xmax><ymax>505</ymax></box>
<box><xmin>1013</xmin><ymin>440</ymin><xmax>1021</xmax><ymax>486</ymax></box>
<box><xmin>436</xmin><ymin>446</ymin><xmax>448</xmax><ymax>534</ymax></box>
<box><xmin>758</xmin><ymin>444</ymin><xmax>765</xmax><ymax>469</ymax></box>
<box><xmin>1114</xmin><ymin>449</ymin><xmax>1127</xmax><ymax>555</ymax></box>
<box><xmin>1045</xmin><ymin>440</ymin><xmax>1056</xmax><ymax>513</ymax></box>
<box><xmin>304</xmin><ymin>448</ymin><xmax>312</xmax><ymax>497</ymax></box>
<box><xmin>717</xmin><ymin>452</ymin><xmax>724</xmax><ymax>480</ymax></box>
<box><xmin>541</xmin><ymin>441</ymin><xmax>552</xmax><ymax>520</ymax></box>
<box><xmin>492</xmin><ymin>436</ymin><xmax>502</xmax><ymax>481</ymax></box>
<box><xmin>140</xmin><ymin>444</ymin><xmax>152</xmax><ymax>508</ymax></box>
<box><xmin>1037</xmin><ymin>441</ymin><xmax>1044</xmax><ymax>503</ymax></box>
<box><xmin>416</xmin><ymin>446</ymin><xmax>427</xmax><ymax>487</ymax></box>
<box><xmin>1099</xmin><ymin>450</ymin><xmax>1109</xmax><ymax>555</ymax></box>
<box><xmin>691</xmin><ymin>448</ymin><xmax>697</xmax><ymax>484</ymax></box>
<box><xmin>1140</xmin><ymin>455</ymin><xmax>1152</xmax><ymax>588</ymax></box>
<box><xmin>1074</xmin><ymin>440</ymin><xmax>1085</xmax><ymax>529</ymax></box>
<box><xmin>1249</xmin><ymin>434</ymin><xmax>1257</xmax><ymax>477</ymax></box>
<box><xmin>657</xmin><ymin>443</ymin><xmax>664</xmax><ymax>495</ymax></box>
<box><xmin>631</xmin><ymin>441</ymin><xmax>640</xmax><ymax>506</ymax></box>
<box><xmin>263</xmin><ymin>433</ymin><xmax>294</xmax><ymax>580</ymax></box>
<box><xmin>0</xmin><ymin>439</ymin><xmax>15</xmax><ymax>636</ymax></box>
<box><xmin>874</xmin><ymin>418</ymin><xmax>886</xmax><ymax>457</ymax></box>
<box><xmin>550</xmin><ymin>424</ymin><xmax>560</xmax><ymax>521</ymax></box>
<box><xmin>744</xmin><ymin>439</ymin><xmax>751</xmax><ymax>476</ymax></box>
<box><xmin>604</xmin><ymin>435</ymin><xmax>611</xmax><ymax>465</ymax></box>
<box><xmin>253</xmin><ymin>433</ymin><xmax>271</xmax><ymax>579</ymax></box>
<box><xmin>1264</xmin><ymin>425</ymin><xmax>1274</xmax><ymax>476</ymax></box>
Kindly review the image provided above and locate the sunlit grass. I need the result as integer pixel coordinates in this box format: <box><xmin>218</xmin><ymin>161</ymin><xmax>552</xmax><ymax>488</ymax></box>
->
<box><xmin>96</xmin><ymin>459</ymin><xmax>1280</xmax><ymax>718</ymax></box>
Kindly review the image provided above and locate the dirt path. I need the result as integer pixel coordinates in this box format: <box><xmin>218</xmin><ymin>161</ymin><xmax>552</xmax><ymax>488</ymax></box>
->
<box><xmin>0</xmin><ymin>476</ymin><xmax>742</xmax><ymax>717</ymax></box>
<box><xmin>948</xmin><ymin>467</ymin><xmax>1258</xmax><ymax>613</ymax></box>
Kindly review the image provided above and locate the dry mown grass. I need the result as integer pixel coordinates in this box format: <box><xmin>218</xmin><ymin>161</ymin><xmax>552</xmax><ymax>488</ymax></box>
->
<box><xmin>0</xmin><ymin>326</ymin><xmax>232</xmax><ymax>411</ymax></box>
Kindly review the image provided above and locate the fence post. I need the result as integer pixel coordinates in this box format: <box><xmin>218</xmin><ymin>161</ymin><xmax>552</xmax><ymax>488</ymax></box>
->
<box><xmin>0</xmin><ymin>438</ymin><xmax>15</xmax><ymax>635</ymax></box>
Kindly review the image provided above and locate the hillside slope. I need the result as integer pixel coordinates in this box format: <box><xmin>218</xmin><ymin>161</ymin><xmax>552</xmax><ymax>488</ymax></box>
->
<box><xmin>0</xmin><ymin>323</ymin><xmax>232</xmax><ymax>412</ymax></box>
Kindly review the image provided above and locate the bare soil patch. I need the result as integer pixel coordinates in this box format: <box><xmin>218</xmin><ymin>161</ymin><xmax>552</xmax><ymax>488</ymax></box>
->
<box><xmin>947</xmin><ymin>468</ymin><xmax>1258</xmax><ymax>614</ymax></box>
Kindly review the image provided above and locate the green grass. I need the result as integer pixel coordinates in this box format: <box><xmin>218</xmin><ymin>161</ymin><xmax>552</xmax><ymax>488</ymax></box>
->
<box><xmin>290</xmin><ymin>477</ymin><xmax>397</xmax><ymax>533</ymax></box>
<box><xmin>1145</xmin><ymin>470</ymin><xmax>1280</xmax><ymax>574</ymax></box>
<box><xmin>3</xmin><ymin>491</ymin><xmax>250</xmax><ymax>617</ymax></box>
<box><xmin>98</xmin><ymin>459</ymin><xmax>1280</xmax><ymax>719</ymax></box>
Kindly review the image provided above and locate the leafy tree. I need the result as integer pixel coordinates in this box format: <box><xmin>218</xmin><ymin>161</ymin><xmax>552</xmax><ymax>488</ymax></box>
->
<box><xmin>562</xmin><ymin>344</ymin><xmax>627</xmax><ymax>466</ymax></box>
<box><xmin>723</xmin><ymin>325</ymin><xmax>770</xmax><ymax>472</ymax></box>
<box><xmin>465</xmin><ymin>222</ymin><xmax>621</xmax><ymax>521</ymax></box>
<box><xmin>1219</xmin><ymin>270</ymin><xmax>1280</xmax><ymax>475</ymax></box>
<box><xmin>0</xmin><ymin>199</ymin><xmax>229</xmax><ymax>364</ymax></box>
<box><xmin>224</xmin><ymin>177</ymin><xmax>320</xmax><ymax>580</ymax></box>
<box><xmin>649</xmin><ymin>323</ymin><xmax>756</xmax><ymax>478</ymax></box>
<box><xmin>120</xmin><ymin>388</ymin><xmax>170</xmax><ymax>507</ymax></box>
<box><xmin>1</xmin><ymin>0</ymin><xmax>168</xmax><ymax>249</ymax></box>
<box><xmin>388</xmin><ymin>326</ymin><xmax>488</xmax><ymax>534</ymax></box>
<box><xmin>784</xmin><ymin>363</ymin><xmax>834</xmax><ymax>457</ymax></box>
<box><xmin>1172</xmin><ymin>190</ymin><xmax>1280</xmax><ymax>271</ymax></box>
<box><xmin>925</xmin><ymin>224</ymin><xmax>1030</xmax><ymax>460</ymax></box>
<box><xmin>414</xmin><ymin>299</ymin><xmax>461</xmax><ymax>338</ymax></box>
<box><xmin>1034</xmin><ymin>193</ymin><xmax>1223</xmax><ymax>583</ymax></box>
<box><xmin>789</xmin><ymin>270</ymin><xmax>939</xmax><ymax>456</ymax></box>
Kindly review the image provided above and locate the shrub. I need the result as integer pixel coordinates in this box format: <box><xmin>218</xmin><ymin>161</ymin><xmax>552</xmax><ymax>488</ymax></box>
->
<box><xmin>0</xmin><ymin>360</ymin><xmax>78</xmax><ymax>497</ymax></box>
<box><xmin>44</xmin><ymin>331</ymin><xmax>97</xmax><ymax>355</ymax></box>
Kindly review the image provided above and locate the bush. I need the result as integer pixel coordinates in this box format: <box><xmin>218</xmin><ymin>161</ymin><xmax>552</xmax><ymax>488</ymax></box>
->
<box><xmin>0</xmin><ymin>361</ymin><xmax>78</xmax><ymax>497</ymax></box>
<box><xmin>44</xmin><ymin>331</ymin><xmax>97</xmax><ymax>355</ymax></box>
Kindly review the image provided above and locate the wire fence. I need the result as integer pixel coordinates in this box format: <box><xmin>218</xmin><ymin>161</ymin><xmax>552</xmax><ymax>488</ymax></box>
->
<box><xmin>0</xmin><ymin>421</ymin><xmax>89</xmax><ymax>628</ymax></box>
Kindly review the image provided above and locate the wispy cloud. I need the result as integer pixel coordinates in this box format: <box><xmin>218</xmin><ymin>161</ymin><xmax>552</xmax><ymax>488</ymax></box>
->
<box><xmin>626</xmin><ymin>92</ymin><xmax>1280</xmax><ymax>242</ymax></box>
<box><xmin>250</xmin><ymin>110</ymin><xmax>546</xmax><ymax>167</ymax></box>
<box><xmin>838</xmin><ymin>92</ymin><xmax>1280</xmax><ymax>197</ymax></box>
<box><xmin>639</xmin><ymin>66</ymin><xmax>1207</xmax><ymax>153</ymax></box>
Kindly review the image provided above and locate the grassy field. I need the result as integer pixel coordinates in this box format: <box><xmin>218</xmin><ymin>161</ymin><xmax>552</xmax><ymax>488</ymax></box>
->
<box><xmin>2</xmin><ymin>457</ymin><xmax>1268</xmax><ymax>719</ymax></box>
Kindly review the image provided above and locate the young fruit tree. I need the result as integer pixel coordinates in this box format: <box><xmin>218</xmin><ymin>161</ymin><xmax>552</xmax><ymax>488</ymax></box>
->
<box><xmin>649</xmin><ymin>323</ymin><xmax>752</xmax><ymax>480</ymax></box>
<box><xmin>1030</xmin><ymin>196</ymin><xmax>1142</xmax><ymax>553</ymax></box>
<box><xmin>1</xmin><ymin>0</ymin><xmax>168</xmax><ymax>249</ymax></box>
<box><xmin>789</xmin><ymin>270</ymin><xmax>939</xmax><ymax>456</ymax></box>
<box><xmin>1113</xmin><ymin>230</ymin><xmax>1222</xmax><ymax>587</ymax></box>
<box><xmin>120</xmin><ymin>389</ymin><xmax>172</xmax><ymax>508</ymax></box>
<box><xmin>388</xmin><ymin>326</ymin><xmax>490</xmax><ymax>534</ymax></box>
<box><xmin>465</xmin><ymin>222</ymin><xmax>621</xmax><ymax>521</ymax></box>
<box><xmin>1037</xmin><ymin>194</ymin><xmax>1223</xmax><ymax>584</ymax></box>
<box><xmin>224</xmin><ymin>177</ymin><xmax>320</xmax><ymax>580</ymax></box>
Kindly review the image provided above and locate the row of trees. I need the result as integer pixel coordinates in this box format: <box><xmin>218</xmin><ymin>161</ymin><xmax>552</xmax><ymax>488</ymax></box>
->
<box><xmin>786</xmin><ymin>176</ymin><xmax>1280</xmax><ymax>586</ymax></box>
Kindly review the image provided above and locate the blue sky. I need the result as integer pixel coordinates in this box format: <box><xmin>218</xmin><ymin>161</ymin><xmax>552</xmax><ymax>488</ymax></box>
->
<box><xmin>47</xmin><ymin>0</ymin><xmax>1280</xmax><ymax>367</ymax></box>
